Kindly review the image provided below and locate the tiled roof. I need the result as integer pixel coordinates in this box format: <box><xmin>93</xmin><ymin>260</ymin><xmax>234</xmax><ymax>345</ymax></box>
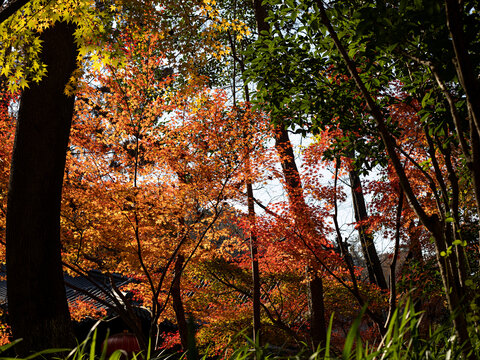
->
<box><xmin>0</xmin><ymin>270</ymin><xmax>132</xmax><ymax>312</ymax></box>
<box><xmin>0</xmin><ymin>280</ymin><xmax>6</xmax><ymax>306</ymax></box>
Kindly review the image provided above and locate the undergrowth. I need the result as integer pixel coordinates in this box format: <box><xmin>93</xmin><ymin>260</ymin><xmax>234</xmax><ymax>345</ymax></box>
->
<box><xmin>0</xmin><ymin>299</ymin><xmax>478</xmax><ymax>360</ymax></box>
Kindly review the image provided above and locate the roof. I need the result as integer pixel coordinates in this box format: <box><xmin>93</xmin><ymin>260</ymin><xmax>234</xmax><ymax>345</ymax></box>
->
<box><xmin>0</xmin><ymin>269</ymin><xmax>133</xmax><ymax>312</ymax></box>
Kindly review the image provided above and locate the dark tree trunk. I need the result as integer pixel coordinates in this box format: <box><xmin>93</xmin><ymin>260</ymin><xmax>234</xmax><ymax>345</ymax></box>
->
<box><xmin>316</xmin><ymin>2</ymin><xmax>474</xmax><ymax>355</ymax></box>
<box><xmin>6</xmin><ymin>21</ymin><xmax>77</xmax><ymax>354</ymax></box>
<box><xmin>250</xmin><ymin>0</ymin><xmax>326</xmax><ymax>346</ymax></box>
<box><xmin>274</xmin><ymin>127</ymin><xmax>327</xmax><ymax>349</ymax></box>
<box><xmin>239</xmin><ymin>71</ymin><xmax>261</xmax><ymax>344</ymax></box>
<box><xmin>247</xmin><ymin>180</ymin><xmax>261</xmax><ymax>344</ymax></box>
<box><xmin>349</xmin><ymin>170</ymin><xmax>388</xmax><ymax>290</ymax></box>
<box><xmin>307</xmin><ymin>268</ymin><xmax>327</xmax><ymax>351</ymax></box>
<box><xmin>445</xmin><ymin>0</ymin><xmax>480</xmax><ymax>141</ymax></box>
<box><xmin>172</xmin><ymin>254</ymin><xmax>189</xmax><ymax>351</ymax></box>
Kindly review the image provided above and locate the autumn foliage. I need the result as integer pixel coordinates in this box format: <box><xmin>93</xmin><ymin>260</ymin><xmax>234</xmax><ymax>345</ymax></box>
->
<box><xmin>0</xmin><ymin>0</ymin><xmax>479</xmax><ymax>357</ymax></box>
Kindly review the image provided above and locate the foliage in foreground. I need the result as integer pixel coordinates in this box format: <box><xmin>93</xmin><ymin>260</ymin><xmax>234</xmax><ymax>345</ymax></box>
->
<box><xmin>1</xmin><ymin>300</ymin><xmax>478</xmax><ymax>360</ymax></box>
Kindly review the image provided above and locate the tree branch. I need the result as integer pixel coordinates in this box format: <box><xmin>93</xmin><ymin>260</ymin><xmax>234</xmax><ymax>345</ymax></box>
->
<box><xmin>0</xmin><ymin>0</ymin><xmax>31</xmax><ymax>25</ymax></box>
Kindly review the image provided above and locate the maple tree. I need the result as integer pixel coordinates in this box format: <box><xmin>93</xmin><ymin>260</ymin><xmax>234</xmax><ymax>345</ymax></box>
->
<box><xmin>0</xmin><ymin>0</ymin><xmax>249</xmax><ymax>352</ymax></box>
<box><xmin>244</xmin><ymin>0</ymin><xmax>393</xmax><ymax>348</ymax></box>
<box><xmin>0</xmin><ymin>81</ymin><xmax>15</xmax><ymax>347</ymax></box>
<box><xmin>0</xmin><ymin>0</ymin><xmax>479</xmax><ymax>356</ymax></box>
<box><xmin>313</xmin><ymin>7</ymin><xmax>477</xmax><ymax>354</ymax></box>
<box><xmin>58</xmin><ymin>18</ymin><xmax>272</xmax><ymax>352</ymax></box>
<box><xmin>0</xmin><ymin>79</ymin><xmax>15</xmax><ymax>250</ymax></box>
<box><xmin>246</xmin><ymin>0</ymin><xmax>480</xmax><ymax>355</ymax></box>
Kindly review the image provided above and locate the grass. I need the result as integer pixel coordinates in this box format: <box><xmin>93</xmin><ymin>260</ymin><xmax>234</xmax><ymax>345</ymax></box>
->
<box><xmin>1</xmin><ymin>300</ymin><xmax>478</xmax><ymax>360</ymax></box>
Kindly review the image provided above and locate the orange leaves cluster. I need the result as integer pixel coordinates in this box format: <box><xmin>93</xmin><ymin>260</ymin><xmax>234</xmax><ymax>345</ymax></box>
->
<box><xmin>69</xmin><ymin>298</ymin><xmax>107</xmax><ymax>322</ymax></box>
<box><xmin>61</xmin><ymin>23</ymin><xmax>274</xmax><ymax>336</ymax></box>
<box><xmin>0</xmin><ymin>88</ymin><xmax>17</xmax><ymax>257</ymax></box>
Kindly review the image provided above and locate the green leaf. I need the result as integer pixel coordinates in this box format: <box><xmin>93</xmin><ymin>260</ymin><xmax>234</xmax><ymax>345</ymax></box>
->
<box><xmin>325</xmin><ymin>313</ymin><xmax>334</xmax><ymax>358</ymax></box>
<box><xmin>109</xmin><ymin>350</ymin><xmax>128</xmax><ymax>360</ymax></box>
<box><xmin>421</xmin><ymin>91</ymin><xmax>431</xmax><ymax>108</ymax></box>
<box><xmin>348</xmin><ymin>47</ymin><xmax>357</xmax><ymax>58</ymax></box>
<box><xmin>0</xmin><ymin>339</ymin><xmax>22</xmax><ymax>354</ymax></box>
<box><xmin>343</xmin><ymin>306</ymin><xmax>366</xmax><ymax>359</ymax></box>
<box><xmin>2</xmin><ymin>347</ymin><xmax>72</xmax><ymax>360</ymax></box>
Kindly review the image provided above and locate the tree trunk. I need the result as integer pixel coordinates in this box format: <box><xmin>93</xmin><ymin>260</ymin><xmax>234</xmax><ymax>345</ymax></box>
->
<box><xmin>316</xmin><ymin>2</ymin><xmax>474</xmax><ymax>355</ymax></box>
<box><xmin>250</xmin><ymin>0</ymin><xmax>326</xmax><ymax>347</ymax></box>
<box><xmin>274</xmin><ymin>127</ymin><xmax>327</xmax><ymax>349</ymax></box>
<box><xmin>247</xmin><ymin>179</ymin><xmax>261</xmax><ymax>344</ymax></box>
<box><xmin>307</xmin><ymin>267</ymin><xmax>327</xmax><ymax>351</ymax></box>
<box><xmin>444</xmin><ymin>0</ymin><xmax>480</xmax><ymax>141</ymax></box>
<box><xmin>6</xmin><ymin>21</ymin><xmax>77</xmax><ymax>354</ymax></box>
<box><xmin>349</xmin><ymin>169</ymin><xmax>388</xmax><ymax>290</ymax></box>
<box><xmin>172</xmin><ymin>254</ymin><xmax>189</xmax><ymax>351</ymax></box>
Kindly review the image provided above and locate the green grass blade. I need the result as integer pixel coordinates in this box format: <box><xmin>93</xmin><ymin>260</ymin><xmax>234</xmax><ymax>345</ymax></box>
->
<box><xmin>0</xmin><ymin>338</ymin><xmax>23</xmax><ymax>354</ymax></box>
<box><xmin>343</xmin><ymin>306</ymin><xmax>366</xmax><ymax>360</ymax></box>
<box><xmin>89</xmin><ymin>328</ymin><xmax>98</xmax><ymax>360</ymax></box>
<box><xmin>108</xmin><ymin>349</ymin><xmax>128</xmax><ymax>360</ymax></box>
<box><xmin>325</xmin><ymin>313</ymin><xmax>334</xmax><ymax>360</ymax></box>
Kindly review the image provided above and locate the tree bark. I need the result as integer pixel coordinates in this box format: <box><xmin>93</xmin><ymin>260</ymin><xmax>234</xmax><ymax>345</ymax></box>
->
<box><xmin>250</xmin><ymin>0</ymin><xmax>327</xmax><ymax>347</ymax></box>
<box><xmin>172</xmin><ymin>254</ymin><xmax>189</xmax><ymax>351</ymax></box>
<box><xmin>306</xmin><ymin>267</ymin><xmax>327</xmax><ymax>351</ymax></box>
<box><xmin>6</xmin><ymin>21</ymin><xmax>77</xmax><ymax>354</ymax></box>
<box><xmin>349</xmin><ymin>169</ymin><xmax>388</xmax><ymax>290</ymax></box>
<box><xmin>274</xmin><ymin>127</ymin><xmax>327</xmax><ymax>349</ymax></box>
<box><xmin>246</xmin><ymin>179</ymin><xmax>261</xmax><ymax>344</ymax></box>
<box><xmin>444</xmin><ymin>0</ymin><xmax>480</xmax><ymax>140</ymax></box>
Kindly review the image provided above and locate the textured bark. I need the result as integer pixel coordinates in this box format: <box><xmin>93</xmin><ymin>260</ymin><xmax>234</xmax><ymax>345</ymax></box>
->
<box><xmin>349</xmin><ymin>170</ymin><xmax>387</xmax><ymax>290</ymax></box>
<box><xmin>172</xmin><ymin>254</ymin><xmax>188</xmax><ymax>351</ymax></box>
<box><xmin>307</xmin><ymin>268</ymin><xmax>327</xmax><ymax>350</ymax></box>
<box><xmin>274</xmin><ymin>127</ymin><xmax>327</xmax><ymax>349</ymax></box>
<box><xmin>247</xmin><ymin>180</ymin><xmax>261</xmax><ymax>344</ymax></box>
<box><xmin>251</xmin><ymin>0</ymin><xmax>326</xmax><ymax>347</ymax></box>
<box><xmin>6</xmin><ymin>21</ymin><xmax>77</xmax><ymax>354</ymax></box>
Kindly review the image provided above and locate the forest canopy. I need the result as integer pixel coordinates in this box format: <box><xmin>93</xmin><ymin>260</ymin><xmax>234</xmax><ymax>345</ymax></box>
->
<box><xmin>0</xmin><ymin>0</ymin><xmax>479</xmax><ymax>358</ymax></box>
